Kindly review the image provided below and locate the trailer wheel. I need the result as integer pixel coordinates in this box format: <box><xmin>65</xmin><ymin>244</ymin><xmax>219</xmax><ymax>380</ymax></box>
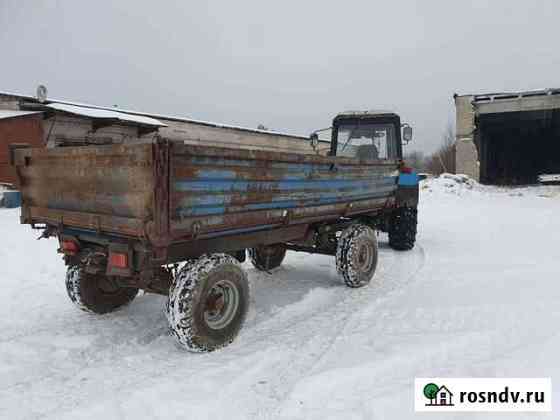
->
<box><xmin>166</xmin><ymin>254</ymin><xmax>249</xmax><ymax>352</ymax></box>
<box><xmin>248</xmin><ymin>244</ymin><xmax>286</xmax><ymax>271</ymax></box>
<box><xmin>336</xmin><ymin>224</ymin><xmax>378</xmax><ymax>288</ymax></box>
<box><xmin>65</xmin><ymin>265</ymin><xmax>138</xmax><ymax>314</ymax></box>
<box><xmin>388</xmin><ymin>206</ymin><xmax>418</xmax><ymax>251</ymax></box>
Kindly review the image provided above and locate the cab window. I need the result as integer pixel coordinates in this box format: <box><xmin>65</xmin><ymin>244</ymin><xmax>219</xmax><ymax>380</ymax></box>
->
<box><xmin>336</xmin><ymin>123</ymin><xmax>397</xmax><ymax>160</ymax></box>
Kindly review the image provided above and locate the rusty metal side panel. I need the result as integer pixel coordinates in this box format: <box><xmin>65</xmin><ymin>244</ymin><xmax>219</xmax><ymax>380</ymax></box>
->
<box><xmin>15</xmin><ymin>143</ymin><xmax>155</xmax><ymax>237</ymax></box>
<box><xmin>169</xmin><ymin>144</ymin><xmax>399</xmax><ymax>239</ymax></box>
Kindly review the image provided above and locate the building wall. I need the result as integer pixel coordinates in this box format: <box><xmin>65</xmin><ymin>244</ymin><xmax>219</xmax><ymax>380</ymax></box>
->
<box><xmin>454</xmin><ymin>95</ymin><xmax>480</xmax><ymax>181</ymax></box>
<box><xmin>0</xmin><ymin>91</ymin><xmax>326</xmax><ymax>174</ymax></box>
<box><xmin>0</xmin><ymin>115</ymin><xmax>44</xmax><ymax>185</ymax></box>
<box><xmin>42</xmin><ymin>115</ymin><xmax>141</xmax><ymax>147</ymax></box>
<box><xmin>0</xmin><ymin>94</ymin><xmax>22</xmax><ymax>111</ymax></box>
<box><xmin>455</xmin><ymin>91</ymin><xmax>560</xmax><ymax>183</ymax></box>
<box><xmin>475</xmin><ymin>94</ymin><xmax>560</xmax><ymax>115</ymax></box>
<box><xmin>41</xmin><ymin>115</ymin><xmax>320</xmax><ymax>154</ymax></box>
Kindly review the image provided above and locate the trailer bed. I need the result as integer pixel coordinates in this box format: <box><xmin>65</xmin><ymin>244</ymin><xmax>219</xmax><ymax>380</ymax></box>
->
<box><xmin>14</xmin><ymin>139</ymin><xmax>399</xmax><ymax>246</ymax></box>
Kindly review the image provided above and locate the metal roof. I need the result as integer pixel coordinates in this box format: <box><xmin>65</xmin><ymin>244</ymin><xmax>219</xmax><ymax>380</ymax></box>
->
<box><xmin>0</xmin><ymin>110</ymin><xmax>42</xmax><ymax>121</ymax></box>
<box><xmin>0</xmin><ymin>90</ymin><xmax>310</xmax><ymax>140</ymax></box>
<box><xmin>45</xmin><ymin>103</ymin><xmax>167</xmax><ymax>127</ymax></box>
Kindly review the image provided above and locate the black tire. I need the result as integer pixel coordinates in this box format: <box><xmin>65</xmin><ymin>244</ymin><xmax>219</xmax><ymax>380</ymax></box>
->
<box><xmin>388</xmin><ymin>207</ymin><xmax>418</xmax><ymax>251</ymax></box>
<box><xmin>336</xmin><ymin>224</ymin><xmax>378</xmax><ymax>288</ymax></box>
<box><xmin>65</xmin><ymin>265</ymin><xmax>138</xmax><ymax>314</ymax></box>
<box><xmin>165</xmin><ymin>254</ymin><xmax>249</xmax><ymax>352</ymax></box>
<box><xmin>248</xmin><ymin>244</ymin><xmax>287</xmax><ymax>271</ymax></box>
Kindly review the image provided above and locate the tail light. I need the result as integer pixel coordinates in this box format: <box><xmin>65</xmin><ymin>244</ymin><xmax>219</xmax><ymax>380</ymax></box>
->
<box><xmin>109</xmin><ymin>252</ymin><xmax>128</xmax><ymax>269</ymax></box>
<box><xmin>61</xmin><ymin>240</ymin><xmax>79</xmax><ymax>255</ymax></box>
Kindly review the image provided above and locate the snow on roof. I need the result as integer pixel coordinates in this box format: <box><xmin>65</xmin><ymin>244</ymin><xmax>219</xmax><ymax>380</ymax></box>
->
<box><xmin>0</xmin><ymin>90</ymin><xmax>309</xmax><ymax>140</ymax></box>
<box><xmin>0</xmin><ymin>110</ymin><xmax>42</xmax><ymax>120</ymax></box>
<box><xmin>50</xmin><ymin>103</ymin><xmax>310</xmax><ymax>139</ymax></box>
<box><xmin>455</xmin><ymin>88</ymin><xmax>560</xmax><ymax>102</ymax></box>
<box><xmin>46</xmin><ymin>103</ymin><xmax>167</xmax><ymax>127</ymax></box>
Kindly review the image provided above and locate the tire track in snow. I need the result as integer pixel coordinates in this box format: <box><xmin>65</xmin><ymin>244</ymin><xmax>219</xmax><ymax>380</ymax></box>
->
<box><xmin>241</xmin><ymin>242</ymin><xmax>425</xmax><ymax>349</ymax></box>
<box><xmin>0</xmin><ymin>242</ymin><xmax>426</xmax><ymax>420</ymax></box>
<box><xmin>230</xmin><ymin>243</ymin><xmax>427</xmax><ymax>419</ymax></box>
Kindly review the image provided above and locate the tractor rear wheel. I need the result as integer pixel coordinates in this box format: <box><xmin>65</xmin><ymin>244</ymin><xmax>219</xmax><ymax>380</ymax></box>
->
<box><xmin>249</xmin><ymin>244</ymin><xmax>287</xmax><ymax>271</ymax></box>
<box><xmin>65</xmin><ymin>265</ymin><xmax>138</xmax><ymax>314</ymax></box>
<box><xmin>165</xmin><ymin>254</ymin><xmax>249</xmax><ymax>352</ymax></box>
<box><xmin>388</xmin><ymin>206</ymin><xmax>418</xmax><ymax>251</ymax></box>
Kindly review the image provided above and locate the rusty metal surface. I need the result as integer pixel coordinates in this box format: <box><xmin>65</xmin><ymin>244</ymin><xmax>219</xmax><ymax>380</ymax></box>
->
<box><xmin>169</xmin><ymin>143</ymin><xmax>399</xmax><ymax>240</ymax></box>
<box><xmin>27</xmin><ymin>206</ymin><xmax>145</xmax><ymax>237</ymax></box>
<box><xmin>149</xmin><ymin>139</ymin><xmax>170</xmax><ymax>245</ymax></box>
<box><xmin>15</xmin><ymin>143</ymin><xmax>154</xmax><ymax>237</ymax></box>
<box><xmin>166</xmin><ymin>224</ymin><xmax>308</xmax><ymax>262</ymax></box>
<box><xmin>15</xmin><ymin>140</ymin><xmax>399</xmax><ymax>247</ymax></box>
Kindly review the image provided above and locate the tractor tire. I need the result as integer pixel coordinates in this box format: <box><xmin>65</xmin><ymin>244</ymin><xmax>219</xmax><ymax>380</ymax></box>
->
<box><xmin>65</xmin><ymin>265</ymin><xmax>138</xmax><ymax>314</ymax></box>
<box><xmin>388</xmin><ymin>207</ymin><xmax>418</xmax><ymax>251</ymax></box>
<box><xmin>248</xmin><ymin>244</ymin><xmax>287</xmax><ymax>271</ymax></box>
<box><xmin>165</xmin><ymin>254</ymin><xmax>249</xmax><ymax>352</ymax></box>
<box><xmin>336</xmin><ymin>224</ymin><xmax>378</xmax><ymax>288</ymax></box>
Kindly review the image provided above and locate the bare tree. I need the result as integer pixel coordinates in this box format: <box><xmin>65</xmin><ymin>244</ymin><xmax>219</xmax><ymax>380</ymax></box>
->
<box><xmin>404</xmin><ymin>150</ymin><xmax>427</xmax><ymax>172</ymax></box>
<box><xmin>426</xmin><ymin>123</ymin><xmax>456</xmax><ymax>175</ymax></box>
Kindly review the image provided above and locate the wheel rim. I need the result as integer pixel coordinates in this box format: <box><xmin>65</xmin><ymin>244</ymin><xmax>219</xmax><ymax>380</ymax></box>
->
<box><xmin>204</xmin><ymin>279</ymin><xmax>240</xmax><ymax>330</ymax></box>
<box><xmin>355</xmin><ymin>239</ymin><xmax>374</xmax><ymax>273</ymax></box>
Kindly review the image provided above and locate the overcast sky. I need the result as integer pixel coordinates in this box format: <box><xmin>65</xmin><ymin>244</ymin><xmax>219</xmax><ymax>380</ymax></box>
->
<box><xmin>1</xmin><ymin>0</ymin><xmax>559</xmax><ymax>153</ymax></box>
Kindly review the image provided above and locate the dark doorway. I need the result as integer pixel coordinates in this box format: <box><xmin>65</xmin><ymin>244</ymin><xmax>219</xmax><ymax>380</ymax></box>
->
<box><xmin>477</xmin><ymin>109</ymin><xmax>560</xmax><ymax>185</ymax></box>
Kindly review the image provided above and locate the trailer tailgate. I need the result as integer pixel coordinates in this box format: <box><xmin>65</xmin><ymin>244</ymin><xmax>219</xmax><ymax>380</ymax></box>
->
<box><xmin>14</xmin><ymin>143</ymin><xmax>155</xmax><ymax>238</ymax></box>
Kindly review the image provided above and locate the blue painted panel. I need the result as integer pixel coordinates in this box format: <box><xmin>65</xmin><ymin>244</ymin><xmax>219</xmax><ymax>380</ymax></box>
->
<box><xmin>172</xmin><ymin>154</ymin><xmax>399</xmax><ymax>219</ymax></box>
<box><xmin>176</xmin><ymin>183</ymin><xmax>394</xmax><ymax>207</ymax></box>
<box><xmin>175</xmin><ymin>187</ymin><xmax>397</xmax><ymax>217</ymax></box>
<box><xmin>174</xmin><ymin>177</ymin><xmax>397</xmax><ymax>193</ymax></box>
<box><xmin>398</xmin><ymin>172</ymin><xmax>418</xmax><ymax>186</ymax></box>
<box><xmin>189</xmin><ymin>156</ymin><xmax>333</xmax><ymax>171</ymax></box>
<box><xmin>1</xmin><ymin>191</ymin><xmax>21</xmax><ymax>208</ymax></box>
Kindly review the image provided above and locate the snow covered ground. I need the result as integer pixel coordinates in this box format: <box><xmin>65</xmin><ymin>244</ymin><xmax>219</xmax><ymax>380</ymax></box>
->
<box><xmin>0</xmin><ymin>177</ymin><xmax>559</xmax><ymax>419</ymax></box>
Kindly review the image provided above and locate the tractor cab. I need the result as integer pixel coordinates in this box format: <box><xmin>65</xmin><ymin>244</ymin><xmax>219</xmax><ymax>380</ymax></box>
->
<box><xmin>328</xmin><ymin>111</ymin><xmax>412</xmax><ymax>160</ymax></box>
<box><xmin>321</xmin><ymin>110</ymin><xmax>419</xmax><ymax>209</ymax></box>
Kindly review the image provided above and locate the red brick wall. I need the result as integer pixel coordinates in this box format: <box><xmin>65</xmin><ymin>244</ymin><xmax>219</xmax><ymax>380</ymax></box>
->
<box><xmin>0</xmin><ymin>114</ymin><xmax>44</xmax><ymax>185</ymax></box>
